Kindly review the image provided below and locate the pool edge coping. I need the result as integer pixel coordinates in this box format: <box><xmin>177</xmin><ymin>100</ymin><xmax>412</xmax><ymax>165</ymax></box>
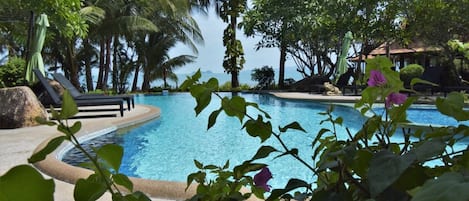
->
<box><xmin>32</xmin><ymin>104</ymin><xmax>201</xmax><ymax>200</ymax></box>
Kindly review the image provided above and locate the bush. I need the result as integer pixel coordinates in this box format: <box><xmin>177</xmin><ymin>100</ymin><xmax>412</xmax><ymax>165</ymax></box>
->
<box><xmin>400</xmin><ymin>64</ymin><xmax>424</xmax><ymax>86</ymax></box>
<box><xmin>182</xmin><ymin>59</ymin><xmax>469</xmax><ymax>201</ymax></box>
<box><xmin>0</xmin><ymin>57</ymin><xmax>26</xmax><ymax>87</ymax></box>
<box><xmin>251</xmin><ymin>66</ymin><xmax>274</xmax><ymax>89</ymax></box>
<box><xmin>219</xmin><ymin>81</ymin><xmax>252</xmax><ymax>91</ymax></box>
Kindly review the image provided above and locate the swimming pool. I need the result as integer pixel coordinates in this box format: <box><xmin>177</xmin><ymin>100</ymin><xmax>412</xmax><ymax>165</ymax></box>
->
<box><xmin>61</xmin><ymin>93</ymin><xmax>467</xmax><ymax>188</ymax></box>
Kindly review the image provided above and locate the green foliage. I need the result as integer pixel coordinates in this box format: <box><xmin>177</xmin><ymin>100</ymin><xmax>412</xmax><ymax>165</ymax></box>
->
<box><xmin>184</xmin><ymin>56</ymin><xmax>469</xmax><ymax>201</ymax></box>
<box><xmin>251</xmin><ymin>66</ymin><xmax>275</xmax><ymax>89</ymax></box>
<box><xmin>186</xmin><ymin>160</ymin><xmax>264</xmax><ymax>201</ymax></box>
<box><xmin>0</xmin><ymin>165</ymin><xmax>55</xmax><ymax>201</ymax></box>
<box><xmin>218</xmin><ymin>81</ymin><xmax>251</xmax><ymax>91</ymax></box>
<box><xmin>0</xmin><ymin>57</ymin><xmax>26</xmax><ymax>87</ymax></box>
<box><xmin>400</xmin><ymin>64</ymin><xmax>424</xmax><ymax>86</ymax></box>
<box><xmin>218</xmin><ymin>0</ymin><xmax>247</xmax><ymax>88</ymax></box>
<box><xmin>1</xmin><ymin>90</ymin><xmax>150</xmax><ymax>201</ymax></box>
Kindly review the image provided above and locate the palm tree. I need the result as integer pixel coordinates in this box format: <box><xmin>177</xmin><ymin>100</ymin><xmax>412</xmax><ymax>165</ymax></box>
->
<box><xmin>153</xmin><ymin>54</ymin><xmax>196</xmax><ymax>89</ymax></box>
<box><xmin>89</xmin><ymin>0</ymin><xmax>158</xmax><ymax>91</ymax></box>
<box><xmin>136</xmin><ymin>32</ymin><xmax>196</xmax><ymax>91</ymax></box>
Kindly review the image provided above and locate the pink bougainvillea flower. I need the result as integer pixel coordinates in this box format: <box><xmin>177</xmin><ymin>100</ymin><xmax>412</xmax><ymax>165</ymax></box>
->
<box><xmin>368</xmin><ymin>70</ymin><xmax>387</xmax><ymax>87</ymax></box>
<box><xmin>385</xmin><ymin>92</ymin><xmax>407</xmax><ymax>108</ymax></box>
<box><xmin>254</xmin><ymin>167</ymin><xmax>272</xmax><ymax>192</ymax></box>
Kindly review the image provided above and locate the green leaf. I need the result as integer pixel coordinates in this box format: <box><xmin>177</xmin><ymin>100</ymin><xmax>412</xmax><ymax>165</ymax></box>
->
<box><xmin>251</xmin><ymin>146</ymin><xmax>278</xmax><ymax>161</ymax></box>
<box><xmin>194</xmin><ymin>160</ymin><xmax>203</xmax><ymax>169</ymax></box>
<box><xmin>394</xmin><ymin>166</ymin><xmax>429</xmax><ymax>191</ymax></box>
<box><xmin>266</xmin><ymin>179</ymin><xmax>310</xmax><ymax>201</ymax></box>
<box><xmin>0</xmin><ymin>165</ymin><xmax>55</xmax><ymax>201</ymax></box>
<box><xmin>74</xmin><ymin>176</ymin><xmax>107</xmax><ymax>201</ymax></box>
<box><xmin>180</xmin><ymin>69</ymin><xmax>201</xmax><ymax>90</ymax></box>
<box><xmin>69</xmin><ymin>121</ymin><xmax>82</xmax><ymax>135</ymax></box>
<box><xmin>350</xmin><ymin>150</ymin><xmax>373</xmax><ymax>178</ymax></box>
<box><xmin>368</xmin><ymin>150</ymin><xmax>416</xmax><ymax>197</ymax></box>
<box><xmin>233</xmin><ymin>162</ymin><xmax>265</xmax><ymax>180</ymax></box>
<box><xmin>388</xmin><ymin>97</ymin><xmax>416</xmax><ymax>123</ymax></box>
<box><xmin>334</xmin><ymin>117</ymin><xmax>343</xmax><ymax>125</ymax></box>
<box><xmin>28</xmin><ymin>136</ymin><xmax>66</xmax><ymax>163</ymax></box>
<box><xmin>203</xmin><ymin>165</ymin><xmax>218</xmax><ymax>170</ymax></box>
<box><xmin>410</xmin><ymin>139</ymin><xmax>446</xmax><ymax>162</ymax></box>
<box><xmin>35</xmin><ymin>116</ymin><xmax>56</xmax><ymax>126</ymax></box>
<box><xmin>243</xmin><ymin>115</ymin><xmax>272</xmax><ymax>142</ymax></box>
<box><xmin>190</xmin><ymin>85</ymin><xmax>212</xmax><ymax>116</ymax></box>
<box><xmin>246</xmin><ymin>102</ymin><xmax>271</xmax><ymax>119</ymax></box>
<box><xmin>274</xmin><ymin>149</ymin><xmax>299</xmax><ymax>159</ymax></box>
<box><xmin>412</xmin><ymin>172</ymin><xmax>469</xmax><ymax>201</ymax></box>
<box><xmin>223</xmin><ymin>160</ymin><xmax>230</xmax><ymax>169</ymax></box>
<box><xmin>122</xmin><ymin>191</ymin><xmax>152</xmax><ymax>201</ymax></box>
<box><xmin>311</xmin><ymin>128</ymin><xmax>330</xmax><ymax>149</ymax></box>
<box><xmin>222</xmin><ymin>96</ymin><xmax>246</xmax><ymax>122</ymax></box>
<box><xmin>60</xmin><ymin>90</ymin><xmax>78</xmax><ymax>119</ymax></box>
<box><xmin>410</xmin><ymin>78</ymin><xmax>438</xmax><ymax>88</ymax></box>
<box><xmin>207</xmin><ymin>108</ymin><xmax>222</xmax><ymax>130</ymax></box>
<box><xmin>436</xmin><ymin>92</ymin><xmax>469</xmax><ymax>121</ymax></box>
<box><xmin>113</xmin><ymin>173</ymin><xmax>133</xmax><ymax>192</ymax></box>
<box><xmin>205</xmin><ymin>78</ymin><xmax>219</xmax><ymax>90</ymax></box>
<box><xmin>279</xmin><ymin>122</ymin><xmax>306</xmax><ymax>133</ymax></box>
<box><xmin>96</xmin><ymin>144</ymin><xmax>123</xmax><ymax>172</ymax></box>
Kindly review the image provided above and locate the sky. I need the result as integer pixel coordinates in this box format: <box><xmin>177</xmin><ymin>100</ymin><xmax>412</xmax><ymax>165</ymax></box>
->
<box><xmin>170</xmin><ymin>9</ymin><xmax>297</xmax><ymax>75</ymax></box>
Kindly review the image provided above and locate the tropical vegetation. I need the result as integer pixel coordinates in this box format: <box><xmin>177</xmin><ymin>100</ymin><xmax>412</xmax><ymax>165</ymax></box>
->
<box><xmin>1</xmin><ymin>0</ymin><xmax>467</xmax><ymax>91</ymax></box>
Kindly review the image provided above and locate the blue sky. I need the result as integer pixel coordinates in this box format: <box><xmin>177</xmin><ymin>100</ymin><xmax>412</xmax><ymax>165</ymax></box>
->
<box><xmin>170</xmin><ymin>9</ymin><xmax>297</xmax><ymax>75</ymax></box>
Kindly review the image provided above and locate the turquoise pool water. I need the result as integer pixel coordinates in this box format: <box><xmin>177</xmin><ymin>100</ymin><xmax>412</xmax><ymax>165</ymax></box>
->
<box><xmin>62</xmin><ymin>93</ymin><xmax>467</xmax><ymax>188</ymax></box>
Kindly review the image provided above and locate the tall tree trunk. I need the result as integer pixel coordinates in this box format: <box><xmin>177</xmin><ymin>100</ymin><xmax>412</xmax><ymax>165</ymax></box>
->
<box><xmin>96</xmin><ymin>39</ymin><xmax>105</xmax><ymax>90</ymax></box>
<box><xmin>66</xmin><ymin>41</ymin><xmax>80</xmax><ymax>90</ymax></box>
<box><xmin>131</xmin><ymin>65</ymin><xmax>140</xmax><ymax>92</ymax></box>
<box><xmin>112</xmin><ymin>35</ymin><xmax>119</xmax><ymax>92</ymax></box>
<box><xmin>142</xmin><ymin>68</ymin><xmax>150</xmax><ymax>92</ymax></box>
<box><xmin>103</xmin><ymin>37</ymin><xmax>112</xmax><ymax>91</ymax></box>
<box><xmin>163</xmin><ymin>68</ymin><xmax>168</xmax><ymax>88</ymax></box>
<box><xmin>231</xmin><ymin>71</ymin><xmax>239</xmax><ymax>89</ymax></box>
<box><xmin>278</xmin><ymin>41</ymin><xmax>287</xmax><ymax>88</ymax></box>
<box><xmin>84</xmin><ymin>38</ymin><xmax>94</xmax><ymax>92</ymax></box>
<box><xmin>230</xmin><ymin>15</ymin><xmax>239</xmax><ymax>88</ymax></box>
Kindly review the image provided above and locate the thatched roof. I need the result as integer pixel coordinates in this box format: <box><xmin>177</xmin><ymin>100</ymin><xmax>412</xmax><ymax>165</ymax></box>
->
<box><xmin>369</xmin><ymin>41</ymin><xmax>441</xmax><ymax>55</ymax></box>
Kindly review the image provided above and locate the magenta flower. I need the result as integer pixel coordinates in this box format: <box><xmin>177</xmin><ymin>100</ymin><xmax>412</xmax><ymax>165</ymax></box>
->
<box><xmin>253</xmin><ymin>167</ymin><xmax>272</xmax><ymax>192</ymax></box>
<box><xmin>385</xmin><ymin>92</ymin><xmax>407</xmax><ymax>108</ymax></box>
<box><xmin>368</xmin><ymin>70</ymin><xmax>387</xmax><ymax>86</ymax></box>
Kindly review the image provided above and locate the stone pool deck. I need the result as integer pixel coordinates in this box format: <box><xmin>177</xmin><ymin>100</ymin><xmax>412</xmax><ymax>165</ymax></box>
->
<box><xmin>0</xmin><ymin>104</ymin><xmax>177</xmax><ymax>201</ymax></box>
<box><xmin>0</xmin><ymin>92</ymin><xmax>435</xmax><ymax>200</ymax></box>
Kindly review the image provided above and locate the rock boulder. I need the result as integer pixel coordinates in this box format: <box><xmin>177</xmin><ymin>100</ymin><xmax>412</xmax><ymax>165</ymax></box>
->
<box><xmin>0</xmin><ymin>86</ymin><xmax>48</xmax><ymax>129</ymax></box>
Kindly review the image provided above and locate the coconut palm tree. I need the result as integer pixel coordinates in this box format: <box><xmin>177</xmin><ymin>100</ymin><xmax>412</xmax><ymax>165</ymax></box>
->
<box><xmin>136</xmin><ymin>32</ymin><xmax>196</xmax><ymax>91</ymax></box>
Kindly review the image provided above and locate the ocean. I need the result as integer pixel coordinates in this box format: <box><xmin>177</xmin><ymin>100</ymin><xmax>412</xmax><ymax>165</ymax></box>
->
<box><xmin>171</xmin><ymin>66</ymin><xmax>304</xmax><ymax>88</ymax></box>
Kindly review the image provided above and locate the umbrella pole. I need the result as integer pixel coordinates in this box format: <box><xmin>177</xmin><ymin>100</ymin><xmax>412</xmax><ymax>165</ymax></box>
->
<box><xmin>24</xmin><ymin>11</ymin><xmax>34</xmax><ymax>85</ymax></box>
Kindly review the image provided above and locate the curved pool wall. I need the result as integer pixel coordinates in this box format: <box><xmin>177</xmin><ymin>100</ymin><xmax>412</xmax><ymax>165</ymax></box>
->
<box><xmin>48</xmin><ymin>92</ymin><xmax>468</xmax><ymax>199</ymax></box>
<box><xmin>32</xmin><ymin>104</ymin><xmax>208</xmax><ymax>200</ymax></box>
<box><xmin>61</xmin><ymin>92</ymin><xmax>443</xmax><ymax>189</ymax></box>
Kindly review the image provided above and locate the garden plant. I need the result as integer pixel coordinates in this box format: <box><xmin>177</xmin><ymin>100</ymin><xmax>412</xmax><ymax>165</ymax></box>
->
<box><xmin>181</xmin><ymin>56</ymin><xmax>469</xmax><ymax>201</ymax></box>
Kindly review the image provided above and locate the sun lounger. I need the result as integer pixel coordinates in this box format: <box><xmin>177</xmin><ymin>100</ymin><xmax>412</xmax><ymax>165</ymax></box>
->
<box><xmin>33</xmin><ymin>69</ymin><xmax>124</xmax><ymax>117</ymax></box>
<box><xmin>52</xmin><ymin>73</ymin><xmax>134</xmax><ymax>111</ymax></box>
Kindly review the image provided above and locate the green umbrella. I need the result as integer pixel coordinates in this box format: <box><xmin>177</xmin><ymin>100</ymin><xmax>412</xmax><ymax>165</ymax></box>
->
<box><xmin>336</xmin><ymin>31</ymin><xmax>353</xmax><ymax>79</ymax></box>
<box><xmin>25</xmin><ymin>13</ymin><xmax>49</xmax><ymax>83</ymax></box>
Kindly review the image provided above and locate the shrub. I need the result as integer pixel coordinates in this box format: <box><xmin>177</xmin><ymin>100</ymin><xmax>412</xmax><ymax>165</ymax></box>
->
<box><xmin>400</xmin><ymin>63</ymin><xmax>424</xmax><ymax>86</ymax></box>
<box><xmin>219</xmin><ymin>81</ymin><xmax>252</xmax><ymax>91</ymax></box>
<box><xmin>251</xmin><ymin>66</ymin><xmax>274</xmax><ymax>89</ymax></box>
<box><xmin>182</xmin><ymin>57</ymin><xmax>469</xmax><ymax>201</ymax></box>
<box><xmin>0</xmin><ymin>57</ymin><xmax>26</xmax><ymax>87</ymax></box>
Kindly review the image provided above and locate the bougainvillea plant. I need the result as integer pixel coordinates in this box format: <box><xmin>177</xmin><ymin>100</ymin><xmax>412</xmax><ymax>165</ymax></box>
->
<box><xmin>183</xmin><ymin>56</ymin><xmax>469</xmax><ymax>201</ymax></box>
